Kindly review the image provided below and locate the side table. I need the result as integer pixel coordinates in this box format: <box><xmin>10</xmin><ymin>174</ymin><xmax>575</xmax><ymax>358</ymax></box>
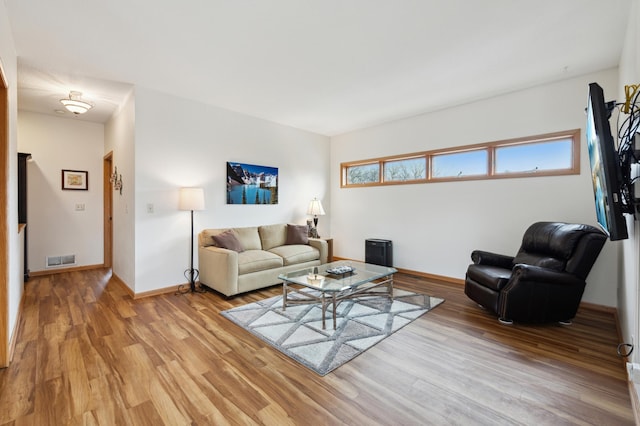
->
<box><xmin>323</xmin><ymin>238</ymin><xmax>333</xmax><ymax>262</ymax></box>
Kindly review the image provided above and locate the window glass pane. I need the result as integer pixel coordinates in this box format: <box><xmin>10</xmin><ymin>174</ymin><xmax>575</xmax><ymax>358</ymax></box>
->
<box><xmin>495</xmin><ymin>139</ymin><xmax>572</xmax><ymax>174</ymax></box>
<box><xmin>383</xmin><ymin>157</ymin><xmax>426</xmax><ymax>182</ymax></box>
<box><xmin>432</xmin><ymin>150</ymin><xmax>488</xmax><ymax>178</ymax></box>
<box><xmin>346</xmin><ymin>163</ymin><xmax>379</xmax><ymax>184</ymax></box>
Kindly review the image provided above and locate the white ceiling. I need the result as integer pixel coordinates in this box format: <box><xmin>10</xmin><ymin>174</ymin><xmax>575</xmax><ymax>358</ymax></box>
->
<box><xmin>5</xmin><ymin>0</ymin><xmax>632</xmax><ymax>136</ymax></box>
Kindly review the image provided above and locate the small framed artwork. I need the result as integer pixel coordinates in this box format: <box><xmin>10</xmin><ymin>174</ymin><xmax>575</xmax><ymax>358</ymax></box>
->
<box><xmin>61</xmin><ymin>169</ymin><xmax>88</xmax><ymax>190</ymax></box>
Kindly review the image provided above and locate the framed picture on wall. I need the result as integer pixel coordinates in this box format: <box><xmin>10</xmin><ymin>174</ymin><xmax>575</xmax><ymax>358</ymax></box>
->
<box><xmin>226</xmin><ymin>161</ymin><xmax>278</xmax><ymax>204</ymax></box>
<box><xmin>61</xmin><ymin>169</ymin><xmax>88</xmax><ymax>190</ymax></box>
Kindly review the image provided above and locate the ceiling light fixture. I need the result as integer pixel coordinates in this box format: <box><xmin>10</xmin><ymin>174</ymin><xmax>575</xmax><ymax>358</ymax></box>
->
<box><xmin>60</xmin><ymin>91</ymin><xmax>93</xmax><ymax>115</ymax></box>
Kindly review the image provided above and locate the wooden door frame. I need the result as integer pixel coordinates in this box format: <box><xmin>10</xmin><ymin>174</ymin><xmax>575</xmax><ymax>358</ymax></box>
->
<box><xmin>103</xmin><ymin>152</ymin><xmax>113</xmax><ymax>268</ymax></box>
<box><xmin>0</xmin><ymin>59</ymin><xmax>9</xmax><ymax>367</ymax></box>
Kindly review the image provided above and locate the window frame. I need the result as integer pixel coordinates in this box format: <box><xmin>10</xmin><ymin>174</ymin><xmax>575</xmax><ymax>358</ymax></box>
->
<box><xmin>340</xmin><ymin>129</ymin><xmax>580</xmax><ymax>188</ymax></box>
<box><xmin>382</xmin><ymin>155</ymin><xmax>428</xmax><ymax>184</ymax></box>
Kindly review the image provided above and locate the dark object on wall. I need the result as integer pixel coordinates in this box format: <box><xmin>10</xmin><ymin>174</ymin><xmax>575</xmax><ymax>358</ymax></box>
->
<box><xmin>585</xmin><ymin>82</ymin><xmax>630</xmax><ymax>241</ymax></box>
<box><xmin>464</xmin><ymin>222</ymin><xmax>607</xmax><ymax>325</ymax></box>
<box><xmin>61</xmin><ymin>169</ymin><xmax>88</xmax><ymax>190</ymax></box>
<box><xmin>226</xmin><ymin>161</ymin><xmax>278</xmax><ymax>204</ymax></box>
<box><xmin>365</xmin><ymin>239</ymin><xmax>393</xmax><ymax>267</ymax></box>
<box><xmin>18</xmin><ymin>152</ymin><xmax>31</xmax><ymax>281</ymax></box>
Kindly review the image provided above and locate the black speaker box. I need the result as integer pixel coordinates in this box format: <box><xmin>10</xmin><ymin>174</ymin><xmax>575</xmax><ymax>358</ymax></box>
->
<box><xmin>365</xmin><ymin>239</ymin><xmax>393</xmax><ymax>267</ymax></box>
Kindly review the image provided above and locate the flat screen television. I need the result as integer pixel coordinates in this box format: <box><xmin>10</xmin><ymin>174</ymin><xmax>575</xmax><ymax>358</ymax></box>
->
<box><xmin>586</xmin><ymin>82</ymin><xmax>628</xmax><ymax>241</ymax></box>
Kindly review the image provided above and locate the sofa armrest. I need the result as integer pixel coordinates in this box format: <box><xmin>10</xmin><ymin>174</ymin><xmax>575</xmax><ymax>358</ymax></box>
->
<box><xmin>471</xmin><ymin>250</ymin><xmax>514</xmax><ymax>268</ymax></box>
<box><xmin>308</xmin><ymin>238</ymin><xmax>328</xmax><ymax>264</ymax></box>
<box><xmin>198</xmin><ymin>246</ymin><xmax>239</xmax><ymax>296</ymax></box>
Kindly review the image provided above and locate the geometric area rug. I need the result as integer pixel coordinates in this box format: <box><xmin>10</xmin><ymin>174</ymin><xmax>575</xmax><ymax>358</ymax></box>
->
<box><xmin>220</xmin><ymin>289</ymin><xmax>444</xmax><ymax>376</ymax></box>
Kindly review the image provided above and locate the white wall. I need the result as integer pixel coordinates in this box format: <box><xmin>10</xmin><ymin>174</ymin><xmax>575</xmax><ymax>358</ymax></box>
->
<box><xmin>0</xmin><ymin>0</ymin><xmax>21</xmax><ymax>351</ymax></box>
<box><xmin>132</xmin><ymin>87</ymin><xmax>330</xmax><ymax>293</ymax></box>
<box><xmin>105</xmin><ymin>90</ymin><xmax>136</xmax><ymax>289</ymax></box>
<box><xmin>17</xmin><ymin>112</ymin><xmax>104</xmax><ymax>272</ymax></box>
<box><xmin>618</xmin><ymin>0</ymin><xmax>640</xmax><ymax>364</ymax></box>
<box><xmin>331</xmin><ymin>69</ymin><xmax>620</xmax><ymax>307</ymax></box>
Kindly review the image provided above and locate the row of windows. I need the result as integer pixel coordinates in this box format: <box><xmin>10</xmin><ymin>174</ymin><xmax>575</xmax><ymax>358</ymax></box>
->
<box><xmin>341</xmin><ymin>129</ymin><xmax>580</xmax><ymax>187</ymax></box>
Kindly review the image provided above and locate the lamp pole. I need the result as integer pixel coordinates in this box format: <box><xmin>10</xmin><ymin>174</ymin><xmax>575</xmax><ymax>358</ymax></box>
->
<box><xmin>177</xmin><ymin>187</ymin><xmax>205</xmax><ymax>294</ymax></box>
<box><xmin>189</xmin><ymin>209</ymin><xmax>196</xmax><ymax>292</ymax></box>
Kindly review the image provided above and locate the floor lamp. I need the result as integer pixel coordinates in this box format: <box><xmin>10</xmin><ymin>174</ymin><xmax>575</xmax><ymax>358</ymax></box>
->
<box><xmin>178</xmin><ymin>187</ymin><xmax>205</xmax><ymax>293</ymax></box>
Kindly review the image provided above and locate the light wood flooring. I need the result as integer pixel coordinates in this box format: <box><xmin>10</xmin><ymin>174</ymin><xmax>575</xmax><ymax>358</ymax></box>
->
<box><xmin>0</xmin><ymin>268</ymin><xmax>634</xmax><ymax>425</ymax></box>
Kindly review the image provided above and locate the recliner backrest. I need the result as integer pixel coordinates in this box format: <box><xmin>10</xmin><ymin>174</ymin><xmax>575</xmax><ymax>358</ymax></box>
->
<box><xmin>513</xmin><ymin>222</ymin><xmax>607</xmax><ymax>279</ymax></box>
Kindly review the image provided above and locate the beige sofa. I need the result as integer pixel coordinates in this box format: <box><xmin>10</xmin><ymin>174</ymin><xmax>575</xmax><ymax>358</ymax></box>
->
<box><xmin>198</xmin><ymin>223</ymin><xmax>328</xmax><ymax>296</ymax></box>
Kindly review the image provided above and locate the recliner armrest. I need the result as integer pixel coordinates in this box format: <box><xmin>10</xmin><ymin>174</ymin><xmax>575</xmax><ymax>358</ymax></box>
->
<box><xmin>500</xmin><ymin>263</ymin><xmax>587</xmax><ymax>323</ymax></box>
<box><xmin>511</xmin><ymin>264</ymin><xmax>583</xmax><ymax>286</ymax></box>
<box><xmin>471</xmin><ymin>250</ymin><xmax>514</xmax><ymax>268</ymax></box>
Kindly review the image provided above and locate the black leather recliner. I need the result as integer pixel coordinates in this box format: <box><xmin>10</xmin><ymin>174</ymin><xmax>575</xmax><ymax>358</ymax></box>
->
<box><xmin>464</xmin><ymin>222</ymin><xmax>607</xmax><ymax>324</ymax></box>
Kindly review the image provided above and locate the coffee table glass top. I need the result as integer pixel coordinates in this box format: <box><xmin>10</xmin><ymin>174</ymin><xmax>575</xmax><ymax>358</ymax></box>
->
<box><xmin>278</xmin><ymin>261</ymin><xmax>397</xmax><ymax>292</ymax></box>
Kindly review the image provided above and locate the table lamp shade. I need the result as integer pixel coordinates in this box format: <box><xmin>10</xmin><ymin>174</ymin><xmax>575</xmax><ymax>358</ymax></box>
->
<box><xmin>307</xmin><ymin>198</ymin><xmax>325</xmax><ymax>216</ymax></box>
<box><xmin>179</xmin><ymin>187</ymin><xmax>205</xmax><ymax>211</ymax></box>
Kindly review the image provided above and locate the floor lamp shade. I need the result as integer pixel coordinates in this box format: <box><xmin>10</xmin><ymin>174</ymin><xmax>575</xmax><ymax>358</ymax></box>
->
<box><xmin>179</xmin><ymin>187</ymin><xmax>205</xmax><ymax>211</ymax></box>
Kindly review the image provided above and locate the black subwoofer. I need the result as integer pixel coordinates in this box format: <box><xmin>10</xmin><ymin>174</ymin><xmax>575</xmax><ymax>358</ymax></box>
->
<box><xmin>365</xmin><ymin>239</ymin><xmax>393</xmax><ymax>267</ymax></box>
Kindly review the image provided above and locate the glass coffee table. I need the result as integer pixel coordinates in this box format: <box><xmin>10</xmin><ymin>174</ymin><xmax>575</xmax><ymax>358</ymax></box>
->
<box><xmin>278</xmin><ymin>261</ymin><xmax>398</xmax><ymax>330</ymax></box>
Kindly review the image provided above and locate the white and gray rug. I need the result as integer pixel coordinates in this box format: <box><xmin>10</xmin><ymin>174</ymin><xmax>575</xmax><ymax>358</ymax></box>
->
<box><xmin>220</xmin><ymin>288</ymin><xmax>444</xmax><ymax>376</ymax></box>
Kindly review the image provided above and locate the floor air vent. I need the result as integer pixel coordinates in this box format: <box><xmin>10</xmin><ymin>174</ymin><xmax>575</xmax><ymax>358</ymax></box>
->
<box><xmin>46</xmin><ymin>254</ymin><xmax>76</xmax><ymax>268</ymax></box>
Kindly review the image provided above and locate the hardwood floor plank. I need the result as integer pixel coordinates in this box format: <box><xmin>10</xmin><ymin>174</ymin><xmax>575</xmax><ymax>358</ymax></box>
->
<box><xmin>127</xmin><ymin>400</ymin><xmax>165</xmax><ymax>426</ymax></box>
<box><xmin>117</xmin><ymin>343</ymin><xmax>156</xmax><ymax>408</ymax></box>
<box><xmin>148</xmin><ymin>374</ymin><xmax>191</xmax><ymax>426</ymax></box>
<box><xmin>157</xmin><ymin>360</ymin><xmax>230</xmax><ymax>425</ymax></box>
<box><xmin>0</xmin><ymin>268</ymin><xmax>634</xmax><ymax>425</ymax></box>
<box><xmin>60</xmin><ymin>337</ymin><xmax>91</xmax><ymax>417</ymax></box>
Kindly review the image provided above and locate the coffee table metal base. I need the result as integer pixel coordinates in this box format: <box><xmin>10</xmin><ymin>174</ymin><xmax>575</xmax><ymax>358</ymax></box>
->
<box><xmin>282</xmin><ymin>276</ymin><xmax>394</xmax><ymax>330</ymax></box>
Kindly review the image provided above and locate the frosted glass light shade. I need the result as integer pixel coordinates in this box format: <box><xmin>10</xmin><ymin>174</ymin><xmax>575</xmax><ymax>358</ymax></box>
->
<box><xmin>60</xmin><ymin>99</ymin><xmax>92</xmax><ymax>114</ymax></box>
<box><xmin>179</xmin><ymin>187</ymin><xmax>205</xmax><ymax>211</ymax></box>
<box><xmin>60</xmin><ymin>91</ymin><xmax>93</xmax><ymax>114</ymax></box>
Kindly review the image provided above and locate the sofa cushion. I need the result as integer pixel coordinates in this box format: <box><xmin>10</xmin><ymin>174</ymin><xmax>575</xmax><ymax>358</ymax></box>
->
<box><xmin>269</xmin><ymin>245</ymin><xmax>319</xmax><ymax>266</ymax></box>
<box><xmin>201</xmin><ymin>229</ymin><xmax>227</xmax><ymax>247</ymax></box>
<box><xmin>259</xmin><ymin>224</ymin><xmax>287</xmax><ymax>250</ymax></box>
<box><xmin>286</xmin><ymin>224</ymin><xmax>309</xmax><ymax>245</ymax></box>
<box><xmin>212</xmin><ymin>230</ymin><xmax>244</xmax><ymax>252</ymax></box>
<box><xmin>233</xmin><ymin>227</ymin><xmax>262</xmax><ymax>250</ymax></box>
<box><xmin>238</xmin><ymin>250</ymin><xmax>283</xmax><ymax>275</ymax></box>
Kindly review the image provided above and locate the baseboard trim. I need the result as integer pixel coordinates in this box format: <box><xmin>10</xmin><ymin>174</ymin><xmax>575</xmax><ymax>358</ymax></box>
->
<box><xmin>6</xmin><ymin>288</ymin><xmax>26</xmax><ymax>365</ymax></box>
<box><xmin>333</xmin><ymin>256</ymin><xmax>463</xmax><ymax>286</ymax></box>
<box><xmin>109</xmin><ymin>273</ymin><xmax>186</xmax><ymax>300</ymax></box>
<box><xmin>395</xmin><ymin>267</ymin><xmax>465</xmax><ymax>285</ymax></box>
<box><xmin>629</xmin><ymin>380</ymin><xmax>640</xmax><ymax>426</ymax></box>
<box><xmin>579</xmin><ymin>301</ymin><xmax>617</xmax><ymax>315</ymax></box>
<box><xmin>109</xmin><ymin>273</ymin><xmax>134</xmax><ymax>298</ymax></box>
<box><xmin>333</xmin><ymin>256</ymin><xmax>615</xmax><ymax>313</ymax></box>
<box><xmin>29</xmin><ymin>263</ymin><xmax>104</xmax><ymax>277</ymax></box>
<box><xmin>134</xmin><ymin>284</ymin><xmax>186</xmax><ymax>299</ymax></box>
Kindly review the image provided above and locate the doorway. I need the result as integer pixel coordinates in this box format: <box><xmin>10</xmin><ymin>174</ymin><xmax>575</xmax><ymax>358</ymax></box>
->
<box><xmin>0</xmin><ymin>60</ymin><xmax>9</xmax><ymax>366</ymax></box>
<box><xmin>103</xmin><ymin>152</ymin><xmax>113</xmax><ymax>269</ymax></box>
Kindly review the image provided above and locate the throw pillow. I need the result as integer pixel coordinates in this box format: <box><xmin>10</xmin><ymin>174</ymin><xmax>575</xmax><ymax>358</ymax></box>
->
<box><xmin>286</xmin><ymin>224</ymin><xmax>309</xmax><ymax>245</ymax></box>
<box><xmin>213</xmin><ymin>230</ymin><xmax>245</xmax><ymax>252</ymax></box>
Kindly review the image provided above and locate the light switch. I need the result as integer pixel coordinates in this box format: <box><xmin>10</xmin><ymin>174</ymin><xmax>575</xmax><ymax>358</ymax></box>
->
<box><xmin>147</xmin><ymin>203</ymin><xmax>154</xmax><ymax>213</ymax></box>
<box><xmin>75</xmin><ymin>203</ymin><xmax>85</xmax><ymax>211</ymax></box>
